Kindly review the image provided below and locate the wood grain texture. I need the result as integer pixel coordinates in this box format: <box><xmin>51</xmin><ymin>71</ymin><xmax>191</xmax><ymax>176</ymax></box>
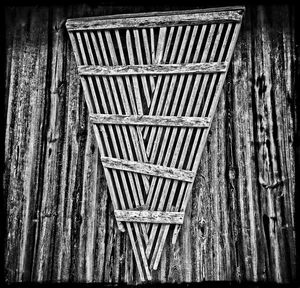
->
<box><xmin>114</xmin><ymin>210</ymin><xmax>185</xmax><ymax>224</ymax></box>
<box><xmin>90</xmin><ymin>114</ymin><xmax>211</xmax><ymax>127</ymax></box>
<box><xmin>101</xmin><ymin>156</ymin><xmax>195</xmax><ymax>182</ymax></box>
<box><xmin>4</xmin><ymin>4</ymin><xmax>297</xmax><ymax>284</ymax></box>
<box><xmin>66</xmin><ymin>9</ymin><xmax>243</xmax><ymax>31</ymax></box>
<box><xmin>78</xmin><ymin>62</ymin><xmax>227</xmax><ymax>75</ymax></box>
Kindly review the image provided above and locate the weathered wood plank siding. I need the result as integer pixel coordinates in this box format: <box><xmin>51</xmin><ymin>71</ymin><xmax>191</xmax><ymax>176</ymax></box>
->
<box><xmin>4</xmin><ymin>4</ymin><xmax>297</xmax><ymax>283</ymax></box>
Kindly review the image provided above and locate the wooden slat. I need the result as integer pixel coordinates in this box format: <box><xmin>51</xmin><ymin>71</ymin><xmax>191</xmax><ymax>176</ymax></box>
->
<box><xmin>184</xmin><ymin>25</ymin><xmax>199</xmax><ymax>62</ymax></box>
<box><xmin>80</xmin><ymin>29</ymin><xmax>151</xmax><ymax>272</ymax></box>
<box><xmin>114</xmin><ymin>210</ymin><xmax>184</xmax><ymax>224</ymax></box>
<box><xmin>113</xmin><ymin>32</ymin><xmax>153</xmax><ymax>210</ymax></box>
<box><xmin>175</xmin><ymin>26</ymin><xmax>191</xmax><ymax>63</ymax></box>
<box><xmin>81</xmin><ymin>44</ymin><xmax>152</xmax><ymax>281</ymax></box>
<box><xmin>162</xmin><ymin>26</ymin><xmax>175</xmax><ymax>63</ymax></box>
<box><xmin>142</xmin><ymin>25</ymin><xmax>184</xmax><ymax>140</ymax></box>
<box><xmin>145</xmin><ymin>24</ymin><xmax>210</xmax><ymax>155</ymax></box>
<box><xmin>90</xmin><ymin>114</ymin><xmax>211</xmax><ymax>127</ymax></box>
<box><xmin>78</xmin><ymin>62</ymin><xmax>227</xmax><ymax>75</ymax></box>
<box><xmin>66</xmin><ymin>9</ymin><xmax>244</xmax><ymax>31</ymax></box>
<box><xmin>124</xmin><ymin>30</ymin><xmax>145</xmax><ymax>116</ymax></box>
<box><xmin>101</xmin><ymin>156</ymin><xmax>195</xmax><ymax>182</ymax></box>
<box><xmin>170</xmin><ymin>23</ymin><xmax>243</xmax><ymax>249</ymax></box>
<box><xmin>71</xmin><ymin>33</ymin><xmax>128</xmax><ymax>232</ymax></box>
<box><xmin>155</xmin><ymin>27</ymin><xmax>167</xmax><ymax>64</ymax></box>
<box><xmin>150</xmin><ymin>28</ymin><xmax>155</xmax><ymax>63</ymax></box>
<box><xmin>102</xmin><ymin>30</ymin><xmax>151</xmax><ymax>245</ymax></box>
<box><xmin>142</xmin><ymin>25</ymin><xmax>198</xmax><ymax>141</ymax></box>
<box><xmin>97</xmin><ymin>31</ymin><xmax>150</xmax><ymax>217</ymax></box>
<box><xmin>144</xmin><ymin>24</ymin><xmax>215</xmax><ymax>227</ymax></box>
<box><xmin>133</xmin><ymin>29</ymin><xmax>152</xmax><ymax>106</ymax></box>
<box><xmin>67</xmin><ymin>6</ymin><xmax>245</xmax><ymax>25</ymax></box>
<box><xmin>68</xmin><ymin>32</ymin><xmax>82</xmax><ymax>64</ymax></box>
<box><xmin>145</xmin><ymin>23</ymin><xmax>223</xmax><ymax>264</ymax></box>
<box><xmin>95</xmin><ymin>99</ymin><xmax>151</xmax><ymax>280</ymax></box>
<box><xmin>122</xmin><ymin>28</ymin><xmax>151</xmax><ymax>186</ymax></box>
<box><xmin>152</xmin><ymin>24</ymin><xmax>229</xmax><ymax>266</ymax></box>
<box><xmin>72</xmin><ymin>32</ymin><xmax>133</xmax><ymax>238</ymax></box>
<box><xmin>145</xmin><ymin>26</ymin><xmax>192</xmax><ymax>156</ymax></box>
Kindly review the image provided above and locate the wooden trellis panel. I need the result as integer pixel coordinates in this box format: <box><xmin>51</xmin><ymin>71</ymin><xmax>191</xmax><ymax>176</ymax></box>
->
<box><xmin>66</xmin><ymin>6</ymin><xmax>244</xmax><ymax>281</ymax></box>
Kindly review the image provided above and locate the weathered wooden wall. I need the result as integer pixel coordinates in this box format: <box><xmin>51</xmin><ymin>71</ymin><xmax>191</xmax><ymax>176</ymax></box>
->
<box><xmin>4</xmin><ymin>4</ymin><xmax>297</xmax><ymax>284</ymax></box>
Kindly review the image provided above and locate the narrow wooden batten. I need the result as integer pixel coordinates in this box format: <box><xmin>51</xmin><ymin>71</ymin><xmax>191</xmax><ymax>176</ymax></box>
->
<box><xmin>101</xmin><ymin>156</ymin><xmax>195</xmax><ymax>182</ymax></box>
<box><xmin>66</xmin><ymin>7</ymin><xmax>244</xmax><ymax>30</ymax></box>
<box><xmin>78</xmin><ymin>62</ymin><xmax>227</xmax><ymax>75</ymax></box>
<box><xmin>115</xmin><ymin>210</ymin><xmax>185</xmax><ymax>224</ymax></box>
<box><xmin>90</xmin><ymin>114</ymin><xmax>211</xmax><ymax>128</ymax></box>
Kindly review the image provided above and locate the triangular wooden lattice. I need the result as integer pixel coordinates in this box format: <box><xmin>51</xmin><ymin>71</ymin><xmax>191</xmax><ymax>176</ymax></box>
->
<box><xmin>66</xmin><ymin>6</ymin><xmax>244</xmax><ymax>281</ymax></box>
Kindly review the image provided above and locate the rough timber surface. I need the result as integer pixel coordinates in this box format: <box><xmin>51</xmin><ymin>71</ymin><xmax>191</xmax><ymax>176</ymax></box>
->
<box><xmin>66</xmin><ymin>7</ymin><xmax>244</xmax><ymax>30</ymax></box>
<box><xmin>101</xmin><ymin>156</ymin><xmax>195</xmax><ymax>182</ymax></box>
<box><xmin>4</xmin><ymin>4</ymin><xmax>297</xmax><ymax>284</ymax></box>
<box><xmin>90</xmin><ymin>114</ymin><xmax>211</xmax><ymax>127</ymax></box>
<box><xmin>114</xmin><ymin>210</ymin><xmax>185</xmax><ymax>224</ymax></box>
<box><xmin>78</xmin><ymin>62</ymin><xmax>227</xmax><ymax>75</ymax></box>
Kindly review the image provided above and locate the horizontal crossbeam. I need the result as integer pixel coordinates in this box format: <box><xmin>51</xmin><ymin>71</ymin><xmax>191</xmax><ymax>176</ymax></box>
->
<box><xmin>78</xmin><ymin>62</ymin><xmax>227</xmax><ymax>76</ymax></box>
<box><xmin>90</xmin><ymin>114</ymin><xmax>211</xmax><ymax>128</ymax></box>
<box><xmin>66</xmin><ymin>8</ymin><xmax>244</xmax><ymax>30</ymax></box>
<box><xmin>101</xmin><ymin>156</ymin><xmax>195</xmax><ymax>182</ymax></box>
<box><xmin>114</xmin><ymin>210</ymin><xmax>184</xmax><ymax>224</ymax></box>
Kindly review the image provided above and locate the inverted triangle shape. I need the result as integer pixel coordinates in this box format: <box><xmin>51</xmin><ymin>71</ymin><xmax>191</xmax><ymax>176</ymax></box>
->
<box><xmin>66</xmin><ymin>7</ymin><xmax>244</xmax><ymax>281</ymax></box>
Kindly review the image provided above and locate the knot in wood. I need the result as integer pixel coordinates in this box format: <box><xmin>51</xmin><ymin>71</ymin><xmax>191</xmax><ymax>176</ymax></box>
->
<box><xmin>229</xmin><ymin>167</ymin><xmax>236</xmax><ymax>180</ymax></box>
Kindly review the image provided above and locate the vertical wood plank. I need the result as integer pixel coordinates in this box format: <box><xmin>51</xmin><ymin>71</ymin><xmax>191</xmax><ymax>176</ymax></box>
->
<box><xmin>4</xmin><ymin>7</ymin><xmax>50</xmax><ymax>282</ymax></box>
<box><xmin>229</xmin><ymin>9</ymin><xmax>260</xmax><ymax>281</ymax></box>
